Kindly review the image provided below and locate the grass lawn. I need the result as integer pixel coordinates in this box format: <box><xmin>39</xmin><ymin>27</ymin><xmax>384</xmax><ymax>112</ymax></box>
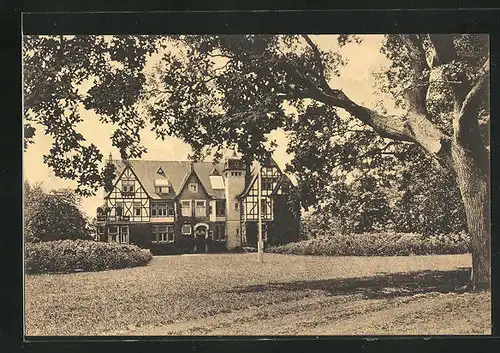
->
<box><xmin>25</xmin><ymin>253</ymin><xmax>491</xmax><ymax>336</ymax></box>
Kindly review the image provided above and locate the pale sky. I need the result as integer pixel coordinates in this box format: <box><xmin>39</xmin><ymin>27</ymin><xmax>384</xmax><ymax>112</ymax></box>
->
<box><xmin>23</xmin><ymin>34</ymin><xmax>391</xmax><ymax>217</ymax></box>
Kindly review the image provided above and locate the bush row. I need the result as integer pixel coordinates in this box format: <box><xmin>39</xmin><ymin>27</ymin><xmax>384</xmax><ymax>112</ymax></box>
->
<box><xmin>25</xmin><ymin>239</ymin><xmax>153</xmax><ymax>274</ymax></box>
<box><xmin>267</xmin><ymin>232</ymin><xmax>471</xmax><ymax>256</ymax></box>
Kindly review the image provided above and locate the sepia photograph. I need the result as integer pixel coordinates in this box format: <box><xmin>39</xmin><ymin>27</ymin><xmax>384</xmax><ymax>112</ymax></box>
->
<box><xmin>23</xmin><ymin>33</ymin><xmax>491</xmax><ymax>336</ymax></box>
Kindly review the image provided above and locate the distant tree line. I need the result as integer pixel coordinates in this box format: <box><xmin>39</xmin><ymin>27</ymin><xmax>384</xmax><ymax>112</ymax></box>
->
<box><xmin>299</xmin><ymin>142</ymin><xmax>467</xmax><ymax>237</ymax></box>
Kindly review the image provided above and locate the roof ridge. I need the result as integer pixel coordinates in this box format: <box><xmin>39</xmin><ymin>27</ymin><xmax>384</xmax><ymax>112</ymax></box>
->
<box><xmin>126</xmin><ymin>159</ymin><xmax>220</xmax><ymax>164</ymax></box>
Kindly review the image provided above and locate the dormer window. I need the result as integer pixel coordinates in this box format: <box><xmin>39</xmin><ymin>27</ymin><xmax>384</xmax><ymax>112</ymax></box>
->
<box><xmin>188</xmin><ymin>182</ymin><xmax>198</xmax><ymax>193</ymax></box>
<box><xmin>154</xmin><ymin>179</ymin><xmax>170</xmax><ymax>194</ymax></box>
<box><xmin>155</xmin><ymin>186</ymin><xmax>170</xmax><ymax>194</ymax></box>
<box><xmin>209</xmin><ymin>175</ymin><xmax>225</xmax><ymax>190</ymax></box>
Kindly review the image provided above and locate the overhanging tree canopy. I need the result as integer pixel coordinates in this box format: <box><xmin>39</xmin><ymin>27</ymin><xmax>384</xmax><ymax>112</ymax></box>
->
<box><xmin>23</xmin><ymin>34</ymin><xmax>490</xmax><ymax>289</ymax></box>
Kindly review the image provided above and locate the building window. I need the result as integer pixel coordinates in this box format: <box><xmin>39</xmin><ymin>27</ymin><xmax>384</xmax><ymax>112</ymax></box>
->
<box><xmin>181</xmin><ymin>224</ymin><xmax>192</xmax><ymax>235</ymax></box>
<box><xmin>121</xmin><ymin>180</ymin><xmax>135</xmax><ymax>193</ymax></box>
<box><xmin>181</xmin><ymin>200</ymin><xmax>192</xmax><ymax>216</ymax></box>
<box><xmin>195</xmin><ymin>200</ymin><xmax>207</xmax><ymax>217</ymax></box>
<box><xmin>151</xmin><ymin>202</ymin><xmax>174</xmax><ymax>217</ymax></box>
<box><xmin>167</xmin><ymin>226</ymin><xmax>175</xmax><ymax>242</ymax></box>
<box><xmin>108</xmin><ymin>226</ymin><xmax>118</xmax><ymax>242</ymax></box>
<box><xmin>188</xmin><ymin>182</ymin><xmax>198</xmax><ymax>193</ymax></box>
<box><xmin>261</xmin><ymin>199</ymin><xmax>268</xmax><ymax>215</ymax></box>
<box><xmin>152</xmin><ymin>224</ymin><xmax>174</xmax><ymax>243</ymax></box>
<box><xmin>155</xmin><ymin>186</ymin><xmax>170</xmax><ymax>194</ymax></box>
<box><xmin>97</xmin><ymin>226</ymin><xmax>104</xmax><ymax>234</ymax></box>
<box><xmin>261</xmin><ymin>177</ymin><xmax>273</xmax><ymax>190</ymax></box>
<box><xmin>115</xmin><ymin>202</ymin><xmax>123</xmax><ymax>216</ymax></box>
<box><xmin>215</xmin><ymin>200</ymin><xmax>226</xmax><ymax>217</ymax></box>
<box><xmin>133</xmin><ymin>202</ymin><xmax>142</xmax><ymax>216</ymax></box>
<box><xmin>167</xmin><ymin>202</ymin><xmax>175</xmax><ymax>216</ymax></box>
<box><xmin>213</xmin><ymin>224</ymin><xmax>226</xmax><ymax>241</ymax></box>
<box><xmin>120</xmin><ymin>226</ymin><xmax>129</xmax><ymax>244</ymax></box>
<box><xmin>234</xmin><ymin>202</ymin><xmax>239</xmax><ymax>211</ymax></box>
<box><xmin>158</xmin><ymin>202</ymin><xmax>167</xmax><ymax>216</ymax></box>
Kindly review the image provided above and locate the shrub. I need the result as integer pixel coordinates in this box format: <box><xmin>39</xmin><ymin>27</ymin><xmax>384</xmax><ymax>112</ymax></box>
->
<box><xmin>25</xmin><ymin>239</ymin><xmax>153</xmax><ymax>274</ymax></box>
<box><xmin>267</xmin><ymin>232</ymin><xmax>471</xmax><ymax>257</ymax></box>
<box><xmin>24</xmin><ymin>182</ymin><xmax>90</xmax><ymax>242</ymax></box>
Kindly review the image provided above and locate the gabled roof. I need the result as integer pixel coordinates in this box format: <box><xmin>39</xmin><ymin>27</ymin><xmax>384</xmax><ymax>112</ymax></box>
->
<box><xmin>237</xmin><ymin>157</ymin><xmax>286</xmax><ymax>199</ymax></box>
<box><xmin>107</xmin><ymin>156</ymin><xmax>288</xmax><ymax>201</ymax></box>
<box><xmin>237</xmin><ymin>160</ymin><xmax>260</xmax><ymax>199</ymax></box>
<box><xmin>108</xmin><ymin>160</ymin><xmax>225</xmax><ymax>200</ymax></box>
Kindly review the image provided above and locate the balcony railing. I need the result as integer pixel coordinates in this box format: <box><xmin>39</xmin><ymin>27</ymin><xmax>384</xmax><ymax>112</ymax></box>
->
<box><xmin>120</xmin><ymin>191</ymin><xmax>136</xmax><ymax>198</ymax></box>
<box><xmin>95</xmin><ymin>215</ymin><xmax>130</xmax><ymax>222</ymax></box>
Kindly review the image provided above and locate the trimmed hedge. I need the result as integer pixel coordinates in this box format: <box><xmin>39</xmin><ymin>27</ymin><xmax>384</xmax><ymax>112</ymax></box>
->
<box><xmin>267</xmin><ymin>232</ymin><xmax>471</xmax><ymax>256</ymax></box>
<box><xmin>25</xmin><ymin>239</ymin><xmax>153</xmax><ymax>274</ymax></box>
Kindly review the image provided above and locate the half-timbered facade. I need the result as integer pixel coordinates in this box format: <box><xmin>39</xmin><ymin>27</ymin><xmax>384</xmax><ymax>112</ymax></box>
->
<box><xmin>95</xmin><ymin>154</ymin><xmax>300</xmax><ymax>254</ymax></box>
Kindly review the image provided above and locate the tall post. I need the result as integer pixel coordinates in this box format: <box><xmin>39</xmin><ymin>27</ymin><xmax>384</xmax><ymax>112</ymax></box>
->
<box><xmin>257</xmin><ymin>163</ymin><xmax>264</xmax><ymax>263</ymax></box>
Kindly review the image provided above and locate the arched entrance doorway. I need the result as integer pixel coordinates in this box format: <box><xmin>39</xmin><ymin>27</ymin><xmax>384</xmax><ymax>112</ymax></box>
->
<box><xmin>194</xmin><ymin>223</ymin><xmax>209</xmax><ymax>253</ymax></box>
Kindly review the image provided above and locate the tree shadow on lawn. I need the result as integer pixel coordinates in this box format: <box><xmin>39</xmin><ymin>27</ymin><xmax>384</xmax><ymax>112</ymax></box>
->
<box><xmin>229</xmin><ymin>268</ymin><xmax>471</xmax><ymax>300</ymax></box>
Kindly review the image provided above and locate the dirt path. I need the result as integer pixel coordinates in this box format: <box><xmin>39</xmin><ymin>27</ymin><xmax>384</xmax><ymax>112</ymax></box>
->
<box><xmin>106</xmin><ymin>291</ymin><xmax>490</xmax><ymax>336</ymax></box>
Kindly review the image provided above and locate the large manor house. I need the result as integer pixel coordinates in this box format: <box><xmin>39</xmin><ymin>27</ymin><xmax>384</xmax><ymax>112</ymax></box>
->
<box><xmin>95</xmin><ymin>152</ymin><xmax>300</xmax><ymax>254</ymax></box>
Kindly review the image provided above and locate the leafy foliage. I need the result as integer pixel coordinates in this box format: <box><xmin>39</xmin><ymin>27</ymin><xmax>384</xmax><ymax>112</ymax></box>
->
<box><xmin>391</xmin><ymin>145</ymin><xmax>467</xmax><ymax>235</ymax></box>
<box><xmin>23</xmin><ymin>34</ymin><xmax>486</xmax><ymax>241</ymax></box>
<box><xmin>25</xmin><ymin>239</ymin><xmax>152</xmax><ymax>274</ymax></box>
<box><xmin>267</xmin><ymin>232</ymin><xmax>471</xmax><ymax>257</ymax></box>
<box><xmin>24</xmin><ymin>181</ymin><xmax>90</xmax><ymax>242</ymax></box>
<box><xmin>376</xmin><ymin>34</ymin><xmax>489</xmax><ymax>139</ymax></box>
<box><xmin>284</xmin><ymin>102</ymin><xmax>397</xmax><ymax>232</ymax></box>
<box><xmin>23</xmin><ymin>35</ymin><xmax>162</xmax><ymax>195</ymax></box>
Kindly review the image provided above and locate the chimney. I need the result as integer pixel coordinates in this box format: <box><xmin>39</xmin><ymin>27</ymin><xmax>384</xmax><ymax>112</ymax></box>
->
<box><xmin>107</xmin><ymin>153</ymin><xmax>113</xmax><ymax>164</ymax></box>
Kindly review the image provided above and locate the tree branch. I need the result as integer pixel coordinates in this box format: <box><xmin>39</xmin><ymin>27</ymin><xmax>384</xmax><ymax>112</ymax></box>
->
<box><xmin>428</xmin><ymin>34</ymin><xmax>457</xmax><ymax>66</ymax></box>
<box><xmin>399</xmin><ymin>34</ymin><xmax>431</xmax><ymax>116</ymax></box>
<box><xmin>454</xmin><ymin>58</ymin><xmax>490</xmax><ymax>153</ymax></box>
<box><xmin>458</xmin><ymin>58</ymin><xmax>490</xmax><ymax>127</ymax></box>
<box><xmin>428</xmin><ymin>34</ymin><xmax>469</xmax><ymax>105</ymax></box>
<box><xmin>276</xmin><ymin>37</ymin><xmax>454</xmax><ymax>170</ymax></box>
<box><xmin>301</xmin><ymin>34</ymin><xmax>332</xmax><ymax>94</ymax></box>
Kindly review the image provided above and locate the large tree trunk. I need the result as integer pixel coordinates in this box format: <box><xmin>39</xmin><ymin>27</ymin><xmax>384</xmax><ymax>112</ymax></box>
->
<box><xmin>294</xmin><ymin>34</ymin><xmax>491</xmax><ymax>289</ymax></box>
<box><xmin>452</xmin><ymin>142</ymin><xmax>491</xmax><ymax>290</ymax></box>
